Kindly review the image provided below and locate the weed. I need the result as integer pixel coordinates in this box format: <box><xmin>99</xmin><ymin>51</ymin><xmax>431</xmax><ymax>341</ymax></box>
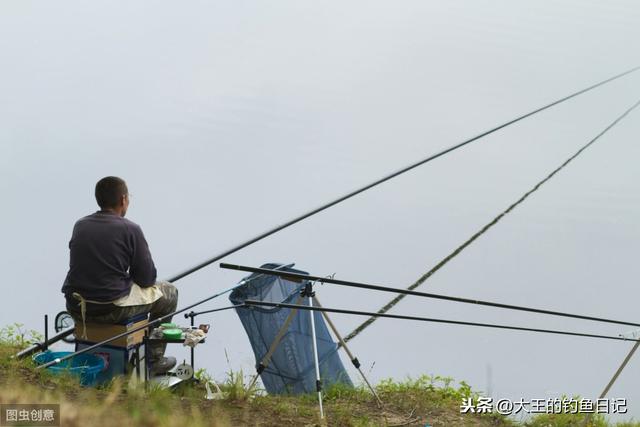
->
<box><xmin>220</xmin><ymin>367</ymin><xmax>260</xmax><ymax>401</ymax></box>
<box><xmin>524</xmin><ymin>411</ymin><xmax>608</xmax><ymax>427</ymax></box>
<box><xmin>324</xmin><ymin>382</ymin><xmax>370</xmax><ymax>403</ymax></box>
<box><xmin>8</xmin><ymin>336</ymin><xmax>638</xmax><ymax>427</ymax></box>
<box><xmin>0</xmin><ymin>323</ymin><xmax>43</xmax><ymax>347</ymax></box>
<box><xmin>194</xmin><ymin>367</ymin><xmax>213</xmax><ymax>384</ymax></box>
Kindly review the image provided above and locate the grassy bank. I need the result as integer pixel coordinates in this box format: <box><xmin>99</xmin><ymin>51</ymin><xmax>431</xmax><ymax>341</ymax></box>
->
<box><xmin>0</xmin><ymin>325</ymin><xmax>637</xmax><ymax>427</ymax></box>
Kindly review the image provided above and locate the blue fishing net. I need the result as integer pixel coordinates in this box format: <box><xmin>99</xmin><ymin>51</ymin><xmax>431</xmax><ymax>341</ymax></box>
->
<box><xmin>229</xmin><ymin>263</ymin><xmax>353</xmax><ymax>394</ymax></box>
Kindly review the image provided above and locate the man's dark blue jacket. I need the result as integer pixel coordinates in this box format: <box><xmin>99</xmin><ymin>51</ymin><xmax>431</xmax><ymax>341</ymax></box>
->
<box><xmin>62</xmin><ymin>211</ymin><xmax>157</xmax><ymax>302</ymax></box>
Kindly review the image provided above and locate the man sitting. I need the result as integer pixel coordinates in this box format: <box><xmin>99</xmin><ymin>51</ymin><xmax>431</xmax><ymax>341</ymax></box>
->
<box><xmin>62</xmin><ymin>176</ymin><xmax>178</xmax><ymax>374</ymax></box>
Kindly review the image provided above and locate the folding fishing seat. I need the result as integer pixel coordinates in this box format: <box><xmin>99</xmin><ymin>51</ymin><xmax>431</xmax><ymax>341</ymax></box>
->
<box><xmin>73</xmin><ymin>313</ymin><xmax>149</xmax><ymax>385</ymax></box>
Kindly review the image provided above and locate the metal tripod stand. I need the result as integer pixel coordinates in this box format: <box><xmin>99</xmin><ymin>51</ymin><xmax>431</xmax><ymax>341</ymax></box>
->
<box><xmin>246</xmin><ymin>280</ymin><xmax>382</xmax><ymax>419</ymax></box>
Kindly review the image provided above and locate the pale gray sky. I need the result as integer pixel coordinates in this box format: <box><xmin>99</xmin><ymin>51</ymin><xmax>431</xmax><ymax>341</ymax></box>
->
<box><xmin>1</xmin><ymin>0</ymin><xmax>639</xmax><ymax>421</ymax></box>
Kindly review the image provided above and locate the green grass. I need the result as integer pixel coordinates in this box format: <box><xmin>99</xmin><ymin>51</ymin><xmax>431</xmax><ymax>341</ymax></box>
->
<box><xmin>1</xmin><ymin>323</ymin><xmax>639</xmax><ymax>427</ymax></box>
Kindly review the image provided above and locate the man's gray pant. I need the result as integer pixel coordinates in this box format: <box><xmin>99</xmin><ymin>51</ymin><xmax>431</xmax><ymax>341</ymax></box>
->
<box><xmin>66</xmin><ymin>282</ymin><xmax>178</xmax><ymax>363</ymax></box>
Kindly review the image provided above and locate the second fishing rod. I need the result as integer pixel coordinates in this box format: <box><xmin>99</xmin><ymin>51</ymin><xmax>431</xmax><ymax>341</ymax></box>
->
<box><xmin>33</xmin><ymin>263</ymin><xmax>295</xmax><ymax>368</ymax></box>
<box><xmin>220</xmin><ymin>263</ymin><xmax>640</xmax><ymax>329</ymax></box>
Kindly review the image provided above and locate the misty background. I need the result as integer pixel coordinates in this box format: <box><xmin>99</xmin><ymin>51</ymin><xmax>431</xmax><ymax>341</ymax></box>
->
<box><xmin>1</xmin><ymin>0</ymin><xmax>639</xmax><ymax>422</ymax></box>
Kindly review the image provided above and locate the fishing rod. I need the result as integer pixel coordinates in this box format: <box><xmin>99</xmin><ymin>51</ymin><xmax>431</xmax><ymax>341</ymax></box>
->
<box><xmin>20</xmin><ymin>263</ymin><xmax>295</xmax><ymax>366</ymax></box>
<box><xmin>27</xmin><ymin>65</ymin><xmax>640</xmax><ymax>363</ymax></box>
<box><xmin>36</xmin><ymin>303</ymin><xmax>242</xmax><ymax>369</ymax></box>
<box><xmin>344</xmin><ymin>96</ymin><xmax>640</xmax><ymax>342</ymax></box>
<box><xmin>14</xmin><ymin>328</ymin><xmax>75</xmax><ymax>359</ymax></box>
<box><xmin>32</xmin><ymin>263</ymin><xmax>297</xmax><ymax>367</ymax></box>
<box><xmin>184</xmin><ymin>263</ymin><xmax>295</xmax><ymax>319</ymax></box>
<box><xmin>243</xmin><ymin>300</ymin><xmax>640</xmax><ymax>344</ymax></box>
<box><xmin>166</xmin><ymin>66</ymin><xmax>640</xmax><ymax>284</ymax></box>
<box><xmin>221</xmin><ymin>263</ymin><xmax>640</xmax><ymax>328</ymax></box>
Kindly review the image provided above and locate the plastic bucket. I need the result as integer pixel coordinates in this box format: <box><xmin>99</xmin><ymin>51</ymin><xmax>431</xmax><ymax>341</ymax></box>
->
<box><xmin>33</xmin><ymin>351</ymin><xmax>105</xmax><ymax>386</ymax></box>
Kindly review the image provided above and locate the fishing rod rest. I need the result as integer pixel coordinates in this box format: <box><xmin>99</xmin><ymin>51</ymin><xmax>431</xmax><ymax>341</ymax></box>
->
<box><xmin>301</xmin><ymin>282</ymin><xmax>315</xmax><ymax>298</ymax></box>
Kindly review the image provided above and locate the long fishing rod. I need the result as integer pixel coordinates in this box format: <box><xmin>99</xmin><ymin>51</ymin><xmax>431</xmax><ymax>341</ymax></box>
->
<box><xmin>221</xmin><ymin>263</ymin><xmax>640</xmax><ymax>328</ymax></box>
<box><xmin>24</xmin><ymin>263</ymin><xmax>294</xmax><ymax>362</ymax></box>
<box><xmin>34</xmin><ymin>262</ymin><xmax>296</xmax><ymax>365</ymax></box>
<box><xmin>243</xmin><ymin>300</ymin><xmax>640</xmax><ymax>344</ymax></box>
<box><xmin>35</xmin><ymin>301</ymin><xmax>242</xmax><ymax>369</ymax></box>
<box><xmin>29</xmin><ymin>67</ymin><xmax>640</xmax><ymax>365</ymax></box>
<box><xmin>167</xmin><ymin>66</ymin><xmax>640</xmax><ymax>284</ymax></box>
<box><xmin>184</xmin><ymin>262</ymin><xmax>295</xmax><ymax>319</ymax></box>
<box><xmin>344</xmin><ymin>97</ymin><xmax>640</xmax><ymax>342</ymax></box>
<box><xmin>15</xmin><ymin>328</ymin><xmax>75</xmax><ymax>359</ymax></box>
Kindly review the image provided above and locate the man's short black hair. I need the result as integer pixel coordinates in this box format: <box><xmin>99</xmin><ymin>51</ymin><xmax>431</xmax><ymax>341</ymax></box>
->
<box><xmin>95</xmin><ymin>176</ymin><xmax>128</xmax><ymax>209</ymax></box>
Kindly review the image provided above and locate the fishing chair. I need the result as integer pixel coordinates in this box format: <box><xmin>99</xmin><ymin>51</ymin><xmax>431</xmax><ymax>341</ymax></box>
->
<box><xmin>73</xmin><ymin>312</ymin><xmax>150</xmax><ymax>385</ymax></box>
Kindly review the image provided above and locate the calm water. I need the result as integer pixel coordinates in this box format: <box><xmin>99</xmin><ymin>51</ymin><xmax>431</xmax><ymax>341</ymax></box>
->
<box><xmin>1</xmin><ymin>0</ymin><xmax>640</xmax><ymax>421</ymax></box>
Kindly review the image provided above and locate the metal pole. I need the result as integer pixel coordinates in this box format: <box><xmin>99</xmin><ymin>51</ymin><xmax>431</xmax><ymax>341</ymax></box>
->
<box><xmin>582</xmin><ymin>340</ymin><xmax>640</xmax><ymax>427</ymax></box>
<box><xmin>15</xmin><ymin>329</ymin><xmax>74</xmax><ymax>359</ymax></box>
<box><xmin>135</xmin><ymin>346</ymin><xmax>140</xmax><ymax>380</ymax></box>
<box><xmin>190</xmin><ymin>313</ymin><xmax>195</xmax><ymax>369</ymax></box>
<box><xmin>304</xmin><ymin>283</ymin><xmax>324</xmax><ymax>419</ymax></box>
<box><xmin>43</xmin><ymin>315</ymin><xmax>48</xmax><ymax>352</ymax></box>
<box><xmin>598</xmin><ymin>341</ymin><xmax>640</xmax><ymax>399</ymax></box>
<box><xmin>144</xmin><ymin>332</ymin><xmax>149</xmax><ymax>390</ymax></box>
<box><xmin>313</xmin><ymin>296</ymin><xmax>383</xmax><ymax>407</ymax></box>
<box><xmin>246</xmin><ymin>295</ymin><xmax>304</xmax><ymax>392</ymax></box>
